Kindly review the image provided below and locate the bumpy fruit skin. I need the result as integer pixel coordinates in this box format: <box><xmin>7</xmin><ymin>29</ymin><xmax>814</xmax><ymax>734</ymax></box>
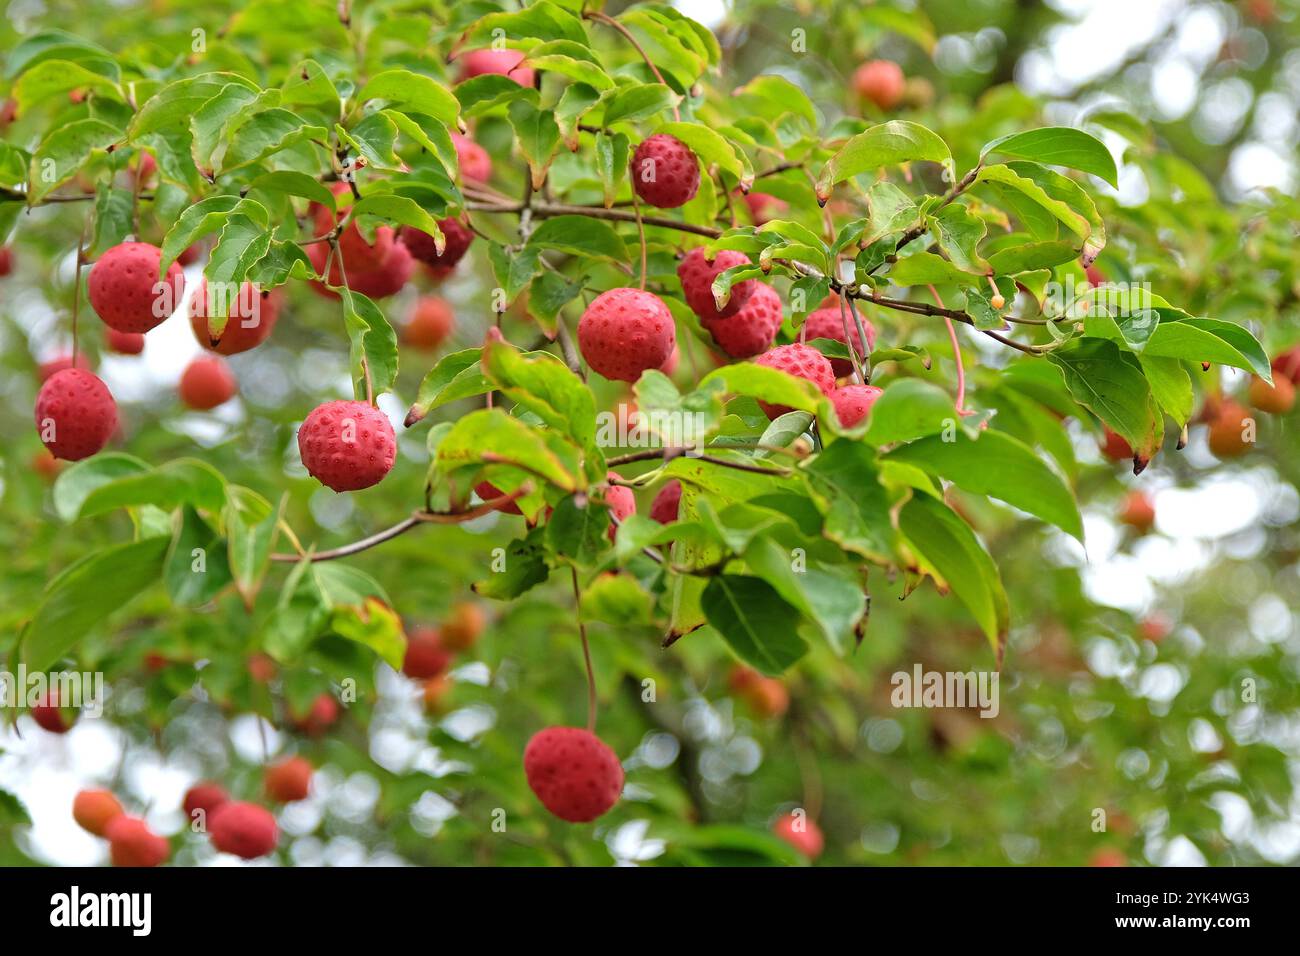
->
<box><xmin>298</xmin><ymin>400</ymin><xmax>396</xmax><ymax>492</ymax></box>
<box><xmin>403</xmin><ymin>626</ymin><xmax>453</xmax><ymax>679</ymax></box>
<box><xmin>105</xmin><ymin>816</ymin><xmax>170</xmax><ymax>867</ymax></box>
<box><xmin>660</xmin><ymin>344</ymin><xmax>680</xmax><ymax>376</ymax></box>
<box><xmin>476</xmin><ymin>480</ymin><xmax>524</xmax><ymax>515</ymax></box>
<box><xmin>312</xmin><ymin>183</ymin><xmax>394</xmax><ymax>273</ymax></box>
<box><xmin>442</xmin><ymin>602</ymin><xmax>485</xmax><ymax>651</ymax></box>
<box><xmin>773</xmin><ymin>812</ymin><xmax>824</xmax><ymax>859</ymax></box>
<box><xmin>1100</xmin><ymin>427</ymin><xmax>1134</xmax><ymax>463</ymax></box>
<box><xmin>740</xmin><ymin>191</ymin><xmax>787</xmax><ymax>225</ymax></box>
<box><xmin>35</xmin><ymin>369</ymin><xmax>118</xmax><ymax>461</ymax></box>
<box><xmin>452</xmin><ymin>132</ymin><xmax>493</xmax><ymax>183</ymax></box>
<box><xmin>703</xmin><ymin>283</ymin><xmax>783</xmax><ymax>359</ymax></box>
<box><xmin>306</xmin><ymin>239</ymin><xmax>414</xmax><ymax>300</ymax></box>
<box><xmin>179</xmin><ymin>355</ymin><xmax>237</xmax><ymax>410</ymax></box>
<box><xmin>804</xmin><ymin>306</ymin><xmax>876</xmax><ymax>377</ymax></box>
<box><xmin>523</xmin><ymin>727</ymin><xmax>624</xmax><ymax>823</ymax></box>
<box><xmin>189</xmin><ymin>279</ymin><xmax>281</xmax><ymax>355</ymax></box>
<box><xmin>88</xmin><ymin>242</ymin><xmax>186</xmax><ymax>333</ymax></box>
<box><xmin>209</xmin><ymin>802</ymin><xmax>278</xmax><ymax>859</ymax></box>
<box><xmin>265</xmin><ymin>756</ymin><xmax>312</xmax><ymax>803</ymax></box>
<box><xmin>631</xmin><ymin>134</ymin><xmax>700</xmax><ymax>209</ymax></box>
<box><xmin>403</xmin><ymin>297</ymin><xmax>455</xmax><ymax>350</ymax></box>
<box><xmin>578</xmin><ymin>288</ymin><xmax>676</xmax><ymax>382</ymax></box>
<box><xmin>1248</xmin><ymin>374</ymin><xmax>1295</xmax><ymax>414</ymax></box>
<box><xmin>831</xmin><ymin>384</ymin><xmax>883</xmax><ymax>428</ymax></box>
<box><xmin>677</xmin><ymin>247</ymin><xmax>757</xmax><ymax>322</ymax></box>
<box><xmin>1119</xmin><ymin>490</ymin><xmax>1156</xmax><ymax>534</ymax></box>
<box><xmin>604</xmin><ymin>471</ymin><xmax>636</xmax><ymax>539</ymax></box>
<box><xmin>1207</xmin><ymin>401</ymin><xmax>1252</xmax><ymax>458</ymax></box>
<box><xmin>853</xmin><ymin>60</ymin><xmax>906</xmax><ymax>110</ymax></box>
<box><xmin>183</xmin><ymin>783</ymin><xmax>229</xmax><ymax>823</ymax></box>
<box><xmin>73</xmin><ymin>789</ymin><xmax>125</xmax><ymax>837</ymax></box>
<box><xmin>105</xmin><ymin>328</ymin><xmax>145</xmax><ymax>355</ymax></box>
<box><xmin>38</xmin><ymin>353</ymin><xmax>91</xmax><ymax>381</ymax></box>
<box><xmin>293</xmin><ymin>693</ymin><xmax>340</xmax><ymax>737</ymax></box>
<box><xmin>1271</xmin><ymin>346</ymin><xmax>1300</xmax><ymax>386</ymax></box>
<box><xmin>753</xmin><ymin>343</ymin><xmax>836</xmax><ymax>419</ymax></box>
<box><xmin>457</xmin><ymin>48</ymin><xmax>535</xmax><ymax>87</ymax></box>
<box><xmin>650</xmin><ymin>480</ymin><xmax>682</xmax><ymax>524</ymax></box>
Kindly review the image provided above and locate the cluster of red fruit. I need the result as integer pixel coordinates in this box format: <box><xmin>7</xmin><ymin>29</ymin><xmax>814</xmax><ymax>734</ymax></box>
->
<box><xmin>69</xmin><ymin>757</ymin><xmax>311</xmax><ymax>866</ymax></box>
<box><xmin>399</xmin><ymin>601</ymin><xmax>484</xmax><ymax>712</ymax></box>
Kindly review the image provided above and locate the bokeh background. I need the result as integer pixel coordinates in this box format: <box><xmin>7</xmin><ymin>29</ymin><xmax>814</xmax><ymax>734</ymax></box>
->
<box><xmin>2</xmin><ymin>0</ymin><xmax>1299</xmax><ymax>866</ymax></box>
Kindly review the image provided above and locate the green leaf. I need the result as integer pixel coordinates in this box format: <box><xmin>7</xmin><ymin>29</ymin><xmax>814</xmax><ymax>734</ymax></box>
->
<box><xmin>802</xmin><ymin>439</ymin><xmax>895</xmax><ymax>563</ymax></box>
<box><xmin>90</xmin><ymin>185</ymin><xmax>135</xmax><ymax>257</ymax></box>
<box><xmin>15</xmin><ymin>59</ymin><xmax>120</xmax><ymax>110</ymax></box>
<box><xmin>525</xmin><ymin>214</ymin><xmax>627</xmax><ymax>261</ymax></box>
<box><xmin>52</xmin><ymin>453</ymin><xmax>149</xmax><ymax>522</ymax></box>
<box><xmin>28</xmin><ymin>119</ymin><xmax>122</xmax><ymax>202</ymax></box>
<box><xmin>599</xmin><ymin>83</ymin><xmax>679</xmax><ymax>127</ymax></box>
<box><xmin>887</xmin><ymin>430</ymin><xmax>1083</xmax><ymax>541</ymax></box>
<box><xmin>701</xmin><ymin>575</ymin><xmax>808</xmax><ymax>675</ymax></box>
<box><xmin>987</xmin><ymin>240</ymin><xmax>1079</xmax><ymax>274</ymax></box>
<box><xmin>161</xmin><ymin>195</ymin><xmax>268</xmax><ymax>274</ymax></box>
<box><xmin>340</xmin><ymin>290</ymin><xmax>399</xmax><ymax>399</ymax></box>
<box><xmin>507</xmin><ymin>95</ymin><xmax>561</xmax><ymax>189</ymax></box>
<box><xmin>975</xmin><ymin>164</ymin><xmax>1091</xmax><ymax>244</ymax></box>
<box><xmin>545</xmin><ymin>494</ymin><xmax>612</xmax><ymax>565</ymax></box>
<box><xmin>1139</xmin><ymin>354</ymin><xmax>1193</xmax><ymax>427</ymax></box>
<box><xmin>481</xmin><ymin>332</ymin><xmax>599</xmax><ymax>458</ymax></box>
<box><xmin>165</xmin><ymin>506</ymin><xmax>234</xmax><ymax>608</ymax></box>
<box><xmin>226</xmin><ymin>488</ymin><xmax>282</xmax><ymax>608</ymax></box>
<box><xmin>743</xmin><ymin>536</ymin><xmax>864</xmax><ymax>653</ymax></box>
<box><xmin>436</xmin><ymin>408</ymin><xmax>580</xmax><ymax>496</ymax></box>
<box><xmin>247</xmin><ymin>169</ymin><xmax>336</xmax><ymax>208</ymax></box>
<box><xmin>816</xmin><ymin>121</ymin><xmax>953</xmax><ymax>201</ymax></box>
<box><xmin>897</xmin><ymin>494</ymin><xmax>1008</xmax><ymax>658</ymax></box>
<box><xmin>1144</xmin><ymin>318</ymin><xmax>1272</xmax><ymax>381</ymax></box>
<box><xmin>593</xmin><ymin>130</ymin><xmax>630</xmax><ymax>208</ymax></box>
<box><xmin>981</xmin><ymin>126</ymin><xmax>1118</xmax><ymax>187</ymax></box>
<box><xmin>357</xmin><ymin>70</ymin><xmax>459</xmax><ymax>126</ymax></box>
<box><xmin>130</xmin><ymin>73</ymin><xmax>259</xmax><ymax>140</ymax></box>
<box><xmin>21</xmin><ymin>537</ymin><xmax>170</xmax><ymax>671</ymax></box>
<box><xmin>73</xmin><ymin>459</ymin><xmax>228</xmax><ymax>520</ymax></box>
<box><xmin>524</xmin><ymin>40</ymin><xmax>614</xmax><ymax>91</ymax></box>
<box><xmin>406</xmin><ymin>348</ymin><xmax>491</xmax><ymax>425</ymax></box>
<box><xmin>473</xmin><ymin>529</ymin><xmax>551</xmax><ymax>600</ymax></box>
<box><xmin>1048</xmin><ymin>338</ymin><xmax>1160</xmax><ymax>460</ymax></box>
<box><xmin>350</xmin><ymin>193</ymin><xmax>443</xmax><ymax>246</ymax></box>
<box><xmin>699</xmin><ymin>363</ymin><xmax>827</xmax><ymax>418</ymax></box>
<box><xmin>863</xmin><ymin>379</ymin><xmax>956</xmax><ymax>446</ymax></box>
<box><xmin>205</xmin><ymin>213</ymin><xmax>273</xmax><ymax>288</ymax></box>
<box><xmin>655</xmin><ymin>121</ymin><xmax>752</xmax><ymax>188</ymax></box>
<box><xmin>465</xmin><ymin>1</ymin><xmax>589</xmax><ymax>46</ymax></box>
<box><xmin>887</xmin><ymin>250</ymin><xmax>982</xmax><ymax>288</ymax></box>
<box><xmin>329</xmin><ymin>594</ymin><xmax>405</xmax><ymax>671</ymax></box>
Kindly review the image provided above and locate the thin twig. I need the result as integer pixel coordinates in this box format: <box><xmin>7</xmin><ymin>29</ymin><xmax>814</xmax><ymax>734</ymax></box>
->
<box><xmin>585</xmin><ymin>10</ymin><xmax>681</xmax><ymax>122</ymax></box>
<box><xmin>571</xmin><ymin>567</ymin><xmax>598</xmax><ymax>733</ymax></box>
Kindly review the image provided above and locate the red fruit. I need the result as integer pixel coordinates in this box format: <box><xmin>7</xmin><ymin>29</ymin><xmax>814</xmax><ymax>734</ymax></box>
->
<box><xmin>105</xmin><ymin>328</ymin><xmax>145</xmax><ymax>355</ymax></box>
<box><xmin>476</xmin><ymin>480</ymin><xmax>524</xmax><ymax>515</ymax></box>
<box><xmin>177</xmin><ymin>243</ymin><xmax>203</xmax><ymax>266</ymax></box>
<box><xmin>247</xmin><ymin>653</ymin><xmax>277</xmax><ymax>683</ymax></box>
<box><xmin>1085</xmin><ymin>263</ymin><xmax>1105</xmax><ymax>287</ymax></box>
<box><xmin>660</xmin><ymin>344</ymin><xmax>680</xmax><ymax>376</ymax></box>
<box><xmin>853</xmin><ymin>60</ymin><xmax>906</xmax><ymax>110</ymax></box>
<box><xmin>740</xmin><ymin>191</ymin><xmax>788</xmax><ymax>225</ymax></box>
<box><xmin>1271</xmin><ymin>346</ymin><xmax>1300</xmax><ymax>386</ymax></box>
<box><xmin>631</xmin><ymin>134</ymin><xmax>700</xmax><ymax>209</ymax></box>
<box><xmin>804</xmin><ymin>306</ymin><xmax>876</xmax><ymax>377</ymax></box>
<box><xmin>523</xmin><ymin>727</ymin><xmax>624</xmax><ymax>823</ymax></box>
<box><xmin>442</xmin><ymin>602</ymin><xmax>486</xmax><ymax>651</ymax></box>
<box><xmin>265</xmin><ymin>756</ymin><xmax>312</xmax><ymax>803</ymax></box>
<box><xmin>703</xmin><ymin>283</ymin><xmax>784</xmax><ymax>359</ymax></box>
<box><xmin>753</xmin><ymin>343</ymin><xmax>836</xmax><ymax>419</ymax></box>
<box><xmin>403</xmin><ymin>626</ymin><xmax>453</xmax><ymax>679</ymax></box>
<box><xmin>831</xmin><ymin>384</ymin><xmax>883</xmax><ymax>428</ymax></box>
<box><xmin>650</xmin><ymin>480</ymin><xmax>682</xmax><ymax>524</ymax></box>
<box><xmin>399</xmin><ymin>217</ymin><xmax>474</xmax><ymax>270</ymax></box>
<box><xmin>209</xmin><ymin>801</ymin><xmax>278</xmax><ymax>859</ymax></box>
<box><xmin>35</xmin><ymin>368</ymin><xmax>118</xmax><ymax>461</ymax></box>
<box><xmin>1088</xmin><ymin>848</ymin><xmax>1127</xmax><ymax>867</ymax></box>
<box><xmin>403</xmin><ymin>297</ymin><xmax>455</xmax><ymax>350</ymax></box>
<box><xmin>38</xmin><ymin>353</ymin><xmax>91</xmax><ymax>381</ymax></box>
<box><xmin>422</xmin><ymin>674</ymin><xmax>453</xmax><ymax>714</ymax></box>
<box><xmin>1119</xmin><ymin>490</ymin><xmax>1156</xmax><ymax>534</ymax></box>
<box><xmin>604</xmin><ymin>471</ymin><xmax>636</xmax><ymax>536</ymax></box>
<box><xmin>1100</xmin><ymin>427</ymin><xmax>1134</xmax><ymax>463</ymax></box>
<box><xmin>1207</xmin><ymin>400</ymin><xmax>1252</xmax><ymax>458</ymax></box>
<box><xmin>182</xmin><ymin>783</ymin><xmax>229</xmax><ymax>822</ymax></box>
<box><xmin>189</xmin><ymin>280</ymin><xmax>282</xmax><ymax>355</ymax></box>
<box><xmin>773</xmin><ymin>811</ymin><xmax>824</xmax><ymax>859</ymax></box>
<box><xmin>676</xmin><ymin>247</ymin><xmax>757</xmax><ymax>322</ymax></box>
<box><xmin>0</xmin><ymin>246</ymin><xmax>13</xmax><ymax>276</ymax></box>
<box><xmin>31</xmin><ymin>450</ymin><xmax>62</xmax><ymax>481</ymax></box>
<box><xmin>105</xmin><ymin>816</ymin><xmax>170</xmax><ymax>867</ymax></box>
<box><xmin>297</xmin><ymin>399</ymin><xmax>396</xmax><ymax>492</ymax></box>
<box><xmin>179</xmin><ymin>355</ymin><xmax>237</xmax><ymax>410</ymax></box>
<box><xmin>457</xmin><ymin>48</ymin><xmax>534</xmax><ymax>87</ymax></box>
<box><xmin>0</xmin><ymin>97</ymin><xmax>16</xmax><ymax>126</ymax></box>
<box><xmin>73</xmin><ymin>789</ymin><xmax>124</xmax><ymax>836</ymax></box>
<box><xmin>729</xmin><ymin>665</ymin><xmax>789</xmax><ymax>718</ymax></box>
<box><xmin>132</xmin><ymin>152</ymin><xmax>157</xmax><ymax>186</ymax></box>
<box><xmin>577</xmin><ymin>288</ymin><xmax>676</xmax><ymax>382</ymax></box>
<box><xmin>1248</xmin><ymin>374</ymin><xmax>1295</xmax><ymax>414</ymax></box>
<box><xmin>311</xmin><ymin>183</ymin><xmax>394</xmax><ymax>273</ymax></box>
<box><xmin>87</xmin><ymin>241</ymin><xmax>186</xmax><ymax>333</ymax></box>
<box><xmin>306</xmin><ymin>239</ymin><xmax>414</xmax><ymax>300</ymax></box>
<box><xmin>1139</xmin><ymin>613</ymin><xmax>1172</xmax><ymax>643</ymax></box>
<box><xmin>452</xmin><ymin>132</ymin><xmax>492</xmax><ymax>183</ymax></box>
<box><xmin>293</xmin><ymin>693</ymin><xmax>340</xmax><ymax>737</ymax></box>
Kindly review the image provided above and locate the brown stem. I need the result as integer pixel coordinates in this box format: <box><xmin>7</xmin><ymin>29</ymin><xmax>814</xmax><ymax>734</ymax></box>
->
<box><xmin>584</xmin><ymin>10</ymin><xmax>681</xmax><ymax>122</ymax></box>
<box><xmin>571</xmin><ymin>566</ymin><xmax>598</xmax><ymax>733</ymax></box>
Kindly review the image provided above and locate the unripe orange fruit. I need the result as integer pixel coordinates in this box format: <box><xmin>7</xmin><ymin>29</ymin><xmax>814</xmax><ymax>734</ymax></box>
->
<box><xmin>853</xmin><ymin>60</ymin><xmax>906</xmax><ymax>110</ymax></box>
<box><xmin>73</xmin><ymin>789</ymin><xmax>124</xmax><ymax>836</ymax></box>
<box><xmin>403</xmin><ymin>297</ymin><xmax>455</xmax><ymax>350</ymax></box>
<box><xmin>1248</xmin><ymin>375</ymin><xmax>1294</xmax><ymax>414</ymax></box>
<box><xmin>1118</xmin><ymin>490</ymin><xmax>1155</xmax><ymax>534</ymax></box>
<box><xmin>422</xmin><ymin>674</ymin><xmax>453</xmax><ymax>714</ymax></box>
<box><xmin>105</xmin><ymin>816</ymin><xmax>170</xmax><ymax>867</ymax></box>
<box><xmin>265</xmin><ymin>756</ymin><xmax>312</xmax><ymax>803</ymax></box>
<box><xmin>442</xmin><ymin>602</ymin><xmax>485</xmax><ymax>651</ymax></box>
<box><xmin>1206</xmin><ymin>400</ymin><xmax>1252</xmax><ymax>458</ymax></box>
